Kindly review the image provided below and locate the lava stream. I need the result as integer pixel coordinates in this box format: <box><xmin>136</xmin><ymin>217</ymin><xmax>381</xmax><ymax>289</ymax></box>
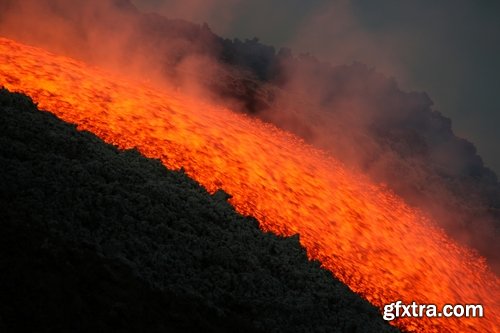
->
<box><xmin>0</xmin><ymin>37</ymin><xmax>498</xmax><ymax>332</ymax></box>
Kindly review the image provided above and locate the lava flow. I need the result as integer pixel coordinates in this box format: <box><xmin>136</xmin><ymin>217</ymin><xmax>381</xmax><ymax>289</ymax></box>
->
<box><xmin>1</xmin><ymin>37</ymin><xmax>498</xmax><ymax>332</ymax></box>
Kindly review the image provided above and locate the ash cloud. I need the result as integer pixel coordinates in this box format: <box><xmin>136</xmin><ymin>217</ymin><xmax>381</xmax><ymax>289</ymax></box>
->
<box><xmin>261</xmin><ymin>0</ymin><xmax>500</xmax><ymax>272</ymax></box>
<box><xmin>0</xmin><ymin>0</ymin><xmax>498</xmax><ymax>273</ymax></box>
<box><xmin>267</xmin><ymin>57</ymin><xmax>500</xmax><ymax>272</ymax></box>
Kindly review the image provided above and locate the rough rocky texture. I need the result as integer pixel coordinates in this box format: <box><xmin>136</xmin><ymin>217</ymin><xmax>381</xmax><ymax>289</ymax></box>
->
<box><xmin>0</xmin><ymin>88</ymin><xmax>398</xmax><ymax>332</ymax></box>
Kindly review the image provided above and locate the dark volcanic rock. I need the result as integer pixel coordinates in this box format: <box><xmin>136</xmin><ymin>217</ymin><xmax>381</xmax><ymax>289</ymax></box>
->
<box><xmin>0</xmin><ymin>88</ymin><xmax>397</xmax><ymax>332</ymax></box>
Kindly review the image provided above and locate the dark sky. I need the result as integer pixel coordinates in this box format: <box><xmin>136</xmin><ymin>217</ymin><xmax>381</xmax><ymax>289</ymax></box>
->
<box><xmin>132</xmin><ymin>0</ymin><xmax>500</xmax><ymax>175</ymax></box>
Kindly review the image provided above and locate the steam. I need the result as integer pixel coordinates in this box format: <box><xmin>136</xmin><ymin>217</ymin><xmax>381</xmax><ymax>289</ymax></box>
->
<box><xmin>290</xmin><ymin>1</ymin><xmax>408</xmax><ymax>83</ymax></box>
<box><xmin>0</xmin><ymin>0</ymin><xmax>226</xmax><ymax>99</ymax></box>
<box><xmin>134</xmin><ymin>0</ymin><xmax>240</xmax><ymax>36</ymax></box>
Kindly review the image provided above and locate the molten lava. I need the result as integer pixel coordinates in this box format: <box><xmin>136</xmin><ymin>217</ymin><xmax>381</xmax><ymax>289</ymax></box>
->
<box><xmin>0</xmin><ymin>37</ymin><xmax>498</xmax><ymax>332</ymax></box>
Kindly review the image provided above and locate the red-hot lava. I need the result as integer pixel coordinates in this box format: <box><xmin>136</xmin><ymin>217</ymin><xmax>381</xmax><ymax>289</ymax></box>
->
<box><xmin>0</xmin><ymin>37</ymin><xmax>498</xmax><ymax>332</ymax></box>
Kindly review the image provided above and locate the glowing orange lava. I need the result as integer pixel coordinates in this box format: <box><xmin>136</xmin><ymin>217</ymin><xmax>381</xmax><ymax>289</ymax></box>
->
<box><xmin>0</xmin><ymin>37</ymin><xmax>498</xmax><ymax>332</ymax></box>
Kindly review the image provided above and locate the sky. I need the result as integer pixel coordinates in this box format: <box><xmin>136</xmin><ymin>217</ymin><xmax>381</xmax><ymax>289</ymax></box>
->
<box><xmin>132</xmin><ymin>0</ymin><xmax>500</xmax><ymax>175</ymax></box>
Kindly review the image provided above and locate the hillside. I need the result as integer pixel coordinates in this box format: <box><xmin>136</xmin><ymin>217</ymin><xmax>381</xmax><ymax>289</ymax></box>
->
<box><xmin>0</xmin><ymin>88</ymin><xmax>397</xmax><ymax>332</ymax></box>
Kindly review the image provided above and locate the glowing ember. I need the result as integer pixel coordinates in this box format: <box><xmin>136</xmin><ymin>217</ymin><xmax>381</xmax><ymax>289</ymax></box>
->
<box><xmin>0</xmin><ymin>37</ymin><xmax>498</xmax><ymax>332</ymax></box>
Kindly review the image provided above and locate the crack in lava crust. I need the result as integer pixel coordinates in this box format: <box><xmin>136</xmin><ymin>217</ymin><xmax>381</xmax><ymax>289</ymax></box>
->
<box><xmin>0</xmin><ymin>37</ymin><xmax>498</xmax><ymax>332</ymax></box>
